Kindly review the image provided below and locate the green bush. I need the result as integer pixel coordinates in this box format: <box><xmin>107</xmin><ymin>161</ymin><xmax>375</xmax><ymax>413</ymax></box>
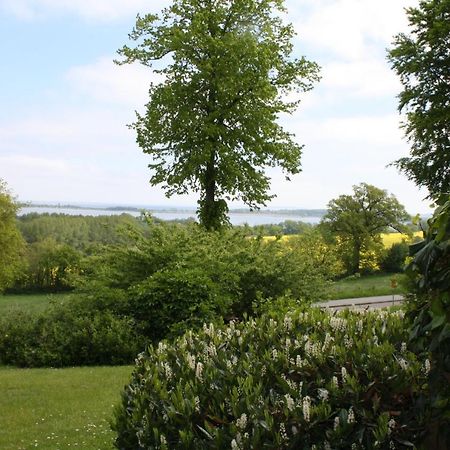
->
<box><xmin>80</xmin><ymin>223</ymin><xmax>339</xmax><ymax>340</ymax></box>
<box><xmin>0</xmin><ymin>297</ymin><xmax>143</xmax><ymax>367</ymax></box>
<box><xmin>113</xmin><ymin>306</ymin><xmax>428</xmax><ymax>449</ymax></box>
<box><xmin>380</xmin><ymin>242</ymin><xmax>409</xmax><ymax>273</ymax></box>
<box><xmin>128</xmin><ymin>267</ymin><xmax>231</xmax><ymax>341</ymax></box>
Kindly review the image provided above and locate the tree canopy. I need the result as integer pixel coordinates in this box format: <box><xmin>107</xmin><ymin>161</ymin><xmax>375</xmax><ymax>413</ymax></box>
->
<box><xmin>388</xmin><ymin>0</ymin><xmax>450</xmax><ymax>197</ymax></box>
<box><xmin>117</xmin><ymin>0</ymin><xmax>320</xmax><ymax>229</ymax></box>
<box><xmin>0</xmin><ymin>180</ymin><xmax>25</xmax><ymax>292</ymax></box>
<box><xmin>321</xmin><ymin>183</ymin><xmax>410</xmax><ymax>274</ymax></box>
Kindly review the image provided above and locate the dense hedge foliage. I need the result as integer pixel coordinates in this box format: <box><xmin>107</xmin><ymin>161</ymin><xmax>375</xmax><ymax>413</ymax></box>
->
<box><xmin>0</xmin><ymin>296</ymin><xmax>143</xmax><ymax>367</ymax></box>
<box><xmin>114</xmin><ymin>306</ymin><xmax>429</xmax><ymax>449</ymax></box>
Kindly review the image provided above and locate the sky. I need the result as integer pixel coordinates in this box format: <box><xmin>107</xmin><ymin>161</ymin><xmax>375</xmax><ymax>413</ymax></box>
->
<box><xmin>0</xmin><ymin>0</ymin><xmax>434</xmax><ymax>214</ymax></box>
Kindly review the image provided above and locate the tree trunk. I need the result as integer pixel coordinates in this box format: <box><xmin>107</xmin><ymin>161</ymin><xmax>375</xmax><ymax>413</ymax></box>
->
<box><xmin>202</xmin><ymin>155</ymin><xmax>216</xmax><ymax>230</ymax></box>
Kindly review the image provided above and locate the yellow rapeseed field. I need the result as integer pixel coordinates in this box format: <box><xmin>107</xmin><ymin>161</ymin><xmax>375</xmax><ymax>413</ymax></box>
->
<box><xmin>381</xmin><ymin>231</ymin><xmax>423</xmax><ymax>248</ymax></box>
<box><xmin>263</xmin><ymin>232</ymin><xmax>423</xmax><ymax>248</ymax></box>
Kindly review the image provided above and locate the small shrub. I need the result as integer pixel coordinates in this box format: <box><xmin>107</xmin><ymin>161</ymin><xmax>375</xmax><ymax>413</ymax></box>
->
<box><xmin>381</xmin><ymin>241</ymin><xmax>409</xmax><ymax>273</ymax></box>
<box><xmin>128</xmin><ymin>267</ymin><xmax>231</xmax><ymax>341</ymax></box>
<box><xmin>113</xmin><ymin>306</ymin><xmax>428</xmax><ymax>449</ymax></box>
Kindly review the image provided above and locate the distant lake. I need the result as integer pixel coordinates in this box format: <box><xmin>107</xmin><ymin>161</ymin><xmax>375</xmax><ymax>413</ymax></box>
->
<box><xmin>18</xmin><ymin>206</ymin><xmax>323</xmax><ymax>226</ymax></box>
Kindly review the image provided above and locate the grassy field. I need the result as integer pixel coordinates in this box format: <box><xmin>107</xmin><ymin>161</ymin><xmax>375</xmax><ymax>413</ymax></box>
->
<box><xmin>0</xmin><ymin>365</ymin><xmax>132</xmax><ymax>450</ymax></box>
<box><xmin>325</xmin><ymin>273</ymin><xmax>407</xmax><ymax>300</ymax></box>
<box><xmin>0</xmin><ymin>293</ymin><xmax>71</xmax><ymax>315</ymax></box>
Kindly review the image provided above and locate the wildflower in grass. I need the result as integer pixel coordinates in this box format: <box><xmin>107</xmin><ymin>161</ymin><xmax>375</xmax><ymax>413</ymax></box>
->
<box><xmin>160</xmin><ymin>434</ymin><xmax>167</xmax><ymax>445</ymax></box>
<box><xmin>302</xmin><ymin>396</ymin><xmax>311</xmax><ymax>422</ymax></box>
<box><xmin>194</xmin><ymin>396</ymin><xmax>200</xmax><ymax>412</ymax></box>
<box><xmin>231</xmin><ymin>438</ymin><xmax>239</xmax><ymax>450</ymax></box>
<box><xmin>324</xmin><ymin>441</ymin><xmax>331</xmax><ymax>450</ymax></box>
<box><xmin>341</xmin><ymin>366</ymin><xmax>348</xmax><ymax>382</ymax></box>
<box><xmin>272</xmin><ymin>348</ymin><xmax>278</xmax><ymax>360</ymax></box>
<box><xmin>401</xmin><ymin>342</ymin><xmax>407</xmax><ymax>353</ymax></box>
<box><xmin>390</xmin><ymin>441</ymin><xmax>396</xmax><ymax>449</ymax></box>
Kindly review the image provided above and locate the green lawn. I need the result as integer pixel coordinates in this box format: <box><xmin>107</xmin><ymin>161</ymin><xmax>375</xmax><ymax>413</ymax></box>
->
<box><xmin>0</xmin><ymin>365</ymin><xmax>132</xmax><ymax>450</ymax></box>
<box><xmin>324</xmin><ymin>273</ymin><xmax>407</xmax><ymax>300</ymax></box>
<box><xmin>0</xmin><ymin>293</ymin><xmax>71</xmax><ymax>315</ymax></box>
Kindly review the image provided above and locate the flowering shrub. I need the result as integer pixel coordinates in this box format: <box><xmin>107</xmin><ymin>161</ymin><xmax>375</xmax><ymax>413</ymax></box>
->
<box><xmin>113</xmin><ymin>306</ymin><xmax>428</xmax><ymax>449</ymax></box>
<box><xmin>405</xmin><ymin>194</ymin><xmax>450</xmax><ymax>447</ymax></box>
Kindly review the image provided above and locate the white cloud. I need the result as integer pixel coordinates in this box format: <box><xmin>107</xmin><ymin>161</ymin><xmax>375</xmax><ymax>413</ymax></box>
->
<box><xmin>0</xmin><ymin>154</ymin><xmax>69</xmax><ymax>172</ymax></box>
<box><xmin>297</xmin><ymin>114</ymin><xmax>403</xmax><ymax>146</ymax></box>
<box><xmin>290</xmin><ymin>0</ymin><xmax>419</xmax><ymax>60</ymax></box>
<box><xmin>0</xmin><ymin>0</ymin><xmax>170</xmax><ymax>21</ymax></box>
<box><xmin>66</xmin><ymin>56</ymin><xmax>162</xmax><ymax>106</ymax></box>
<box><xmin>321</xmin><ymin>59</ymin><xmax>401</xmax><ymax>98</ymax></box>
<box><xmin>0</xmin><ymin>117</ymin><xmax>75</xmax><ymax>142</ymax></box>
<box><xmin>0</xmin><ymin>107</ymin><xmax>134</xmax><ymax>157</ymax></box>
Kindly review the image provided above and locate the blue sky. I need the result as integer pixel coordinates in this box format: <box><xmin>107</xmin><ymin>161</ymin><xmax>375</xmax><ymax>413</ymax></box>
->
<box><xmin>0</xmin><ymin>0</ymin><xmax>433</xmax><ymax>214</ymax></box>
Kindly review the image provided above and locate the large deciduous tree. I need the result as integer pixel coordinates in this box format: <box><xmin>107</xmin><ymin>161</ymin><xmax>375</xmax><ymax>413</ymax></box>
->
<box><xmin>388</xmin><ymin>0</ymin><xmax>450</xmax><ymax>197</ymax></box>
<box><xmin>0</xmin><ymin>180</ymin><xmax>25</xmax><ymax>292</ymax></box>
<box><xmin>116</xmin><ymin>0</ymin><xmax>320</xmax><ymax>229</ymax></box>
<box><xmin>321</xmin><ymin>183</ymin><xmax>410</xmax><ymax>274</ymax></box>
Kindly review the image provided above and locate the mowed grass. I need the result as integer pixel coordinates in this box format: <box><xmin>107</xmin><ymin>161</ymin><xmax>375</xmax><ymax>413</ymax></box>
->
<box><xmin>325</xmin><ymin>273</ymin><xmax>407</xmax><ymax>300</ymax></box>
<box><xmin>0</xmin><ymin>365</ymin><xmax>133</xmax><ymax>450</ymax></box>
<box><xmin>0</xmin><ymin>293</ymin><xmax>71</xmax><ymax>315</ymax></box>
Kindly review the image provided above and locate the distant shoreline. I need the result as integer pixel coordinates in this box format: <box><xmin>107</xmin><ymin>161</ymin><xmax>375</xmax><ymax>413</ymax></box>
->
<box><xmin>19</xmin><ymin>203</ymin><xmax>327</xmax><ymax>218</ymax></box>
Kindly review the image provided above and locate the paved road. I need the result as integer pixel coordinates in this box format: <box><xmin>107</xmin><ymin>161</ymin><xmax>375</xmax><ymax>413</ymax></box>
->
<box><xmin>315</xmin><ymin>295</ymin><xmax>404</xmax><ymax>310</ymax></box>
